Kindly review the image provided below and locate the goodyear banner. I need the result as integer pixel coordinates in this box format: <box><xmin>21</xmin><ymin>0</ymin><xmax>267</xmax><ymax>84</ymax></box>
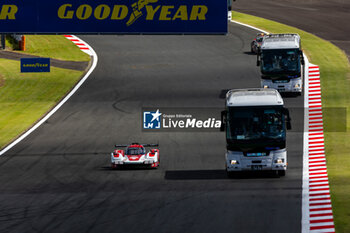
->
<box><xmin>20</xmin><ymin>58</ymin><xmax>50</xmax><ymax>72</ymax></box>
<box><xmin>0</xmin><ymin>0</ymin><xmax>227</xmax><ymax>34</ymax></box>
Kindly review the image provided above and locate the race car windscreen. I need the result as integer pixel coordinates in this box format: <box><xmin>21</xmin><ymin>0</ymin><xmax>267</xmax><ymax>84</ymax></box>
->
<box><xmin>227</xmin><ymin>106</ymin><xmax>286</xmax><ymax>141</ymax></box>
<box><xmin>126</xmin><ymin>147</ymin><xmax>145</xmax><ymax>155</ymax></box>
<box><xmin>261</xmin><ymin>49</ymin><xmax>301</xmax><ymax>75</ymax></box>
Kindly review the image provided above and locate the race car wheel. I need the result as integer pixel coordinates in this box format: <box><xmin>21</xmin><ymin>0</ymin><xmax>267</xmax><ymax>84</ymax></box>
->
<box><xmin>150</xmin><ymin>162</ymin><xmax>159</xmax><ymax>169</ymax></box>
<box><xmin>111</xmin><ymin>163</ymin><xmax>118</xmax><ymax>169</ymax></box>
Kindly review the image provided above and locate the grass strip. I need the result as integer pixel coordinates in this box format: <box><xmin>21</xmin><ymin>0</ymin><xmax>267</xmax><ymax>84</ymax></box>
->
<box><xmin>6</xmin><ymin>35</ymin><xmax>90</xmax><ymax>61</ymax></box>
<box><xmin>0</xmin><ymin>59</ymin><xmax>84</xmax><ymax>148</ymax></box>
<box><xmin>232</xmin><ymin>11</ymin><xmax>350</xmax><ymax>233</ymax></box>
<box><xmin>1</xmin><ymin>35</ymin><xmax>89</xmax><ymax>151</ymax></box>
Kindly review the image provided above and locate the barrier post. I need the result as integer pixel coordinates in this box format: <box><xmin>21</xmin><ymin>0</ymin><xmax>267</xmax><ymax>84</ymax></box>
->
<box><xmin>20</xmin><ymin>35</ymin><xmax>26</xmax><ymax>51</ymax></box>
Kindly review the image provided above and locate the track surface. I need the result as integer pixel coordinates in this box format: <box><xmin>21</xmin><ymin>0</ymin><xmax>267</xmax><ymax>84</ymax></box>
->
<box><xmin>0</xmin><ymin>23</ymin><xmax>304</xmax><ymax>233</ymax></box>
<box><xmin>234</xmin><ymin>0</ymin><xmax>350</xmax><ymax>58</ymax></box>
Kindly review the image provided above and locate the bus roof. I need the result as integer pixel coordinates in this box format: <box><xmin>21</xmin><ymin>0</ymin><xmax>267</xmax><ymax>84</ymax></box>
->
<box><xmin>261</xmin><ymin>34</ymin><xmax>301</xmax><ymax>50</ymax></box>
<box><xmin>226</xmin><ymin>88</ymin><xmax>284</xmax><ymax>107</ymax></box>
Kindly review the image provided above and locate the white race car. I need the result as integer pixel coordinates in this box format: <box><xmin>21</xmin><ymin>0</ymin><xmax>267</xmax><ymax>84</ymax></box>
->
<box><xmin>111</xmin><ymin>143</ymin><xmax>160</xmax><ymax>169</ymax></box>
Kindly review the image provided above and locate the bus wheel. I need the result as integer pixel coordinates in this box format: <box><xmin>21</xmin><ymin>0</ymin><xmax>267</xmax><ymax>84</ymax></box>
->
<box><xmin>278</xmin><ymin>170</ymin><xmax>286</xmax><ymax>176</ymax></box>
<box><xmin>227</xmin><ymin>171</ymin><xmax>238</xmax><ymax>179</ymax></box>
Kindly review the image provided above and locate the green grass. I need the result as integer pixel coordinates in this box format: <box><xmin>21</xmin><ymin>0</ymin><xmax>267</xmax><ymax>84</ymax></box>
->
<box><xmin>0</xmin><ymin>34</ymin><xmax>90</xmax><ymax>150</ymax></box>
<box><xmin>232</xmin><ymin>11</ymin><xmax>350</xmax><ymax>232</ymax></box>
<box><xmin>0</xmin><ymin>59</ymin><xmax>84</xmax><ymax>148</ymax></box>
<box><xmin>6</xmin><ymin>35</ymin><xmax>90</xmax><ymax>61</ymax></box>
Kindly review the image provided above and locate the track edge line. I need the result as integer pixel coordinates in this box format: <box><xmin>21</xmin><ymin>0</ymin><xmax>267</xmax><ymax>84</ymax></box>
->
<box><xmin>0</xmin><ymin>36</ymin><xmax>98</xmax><ymax>156</ymax></box>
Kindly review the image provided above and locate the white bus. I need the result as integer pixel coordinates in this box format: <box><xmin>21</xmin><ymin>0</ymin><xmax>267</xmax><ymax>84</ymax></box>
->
<box><xmin>221</xmin><ymin>88</ymin><xmax>291</xmax><ymax>177</ymax></box>
<box><xmin>257</xmin><ymin>34</ymin><xmax>304</xmax><ymax>94</ymax></box>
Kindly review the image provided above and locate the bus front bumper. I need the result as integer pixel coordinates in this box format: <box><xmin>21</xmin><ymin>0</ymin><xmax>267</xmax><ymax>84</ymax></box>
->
<box><xmin>226</xmin><ymin>150</ymin><xmax>287</xmax><ymax>172</ymax></box>
<box><xmin>261</xmin><ymin>78</ymin><xmax>302</xmax><ymax>93</ymax></box>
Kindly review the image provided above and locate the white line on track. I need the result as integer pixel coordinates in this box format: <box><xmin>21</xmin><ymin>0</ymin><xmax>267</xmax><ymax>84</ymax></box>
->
<box><xmin>229</xmin><ymin>17</ymin><xmax>335</xmax><ymax>233</ymax></box>
<box><xmin>1</xmin><ymin>17</ymin><xmax>336</xmax><ymax>233</ymax></box>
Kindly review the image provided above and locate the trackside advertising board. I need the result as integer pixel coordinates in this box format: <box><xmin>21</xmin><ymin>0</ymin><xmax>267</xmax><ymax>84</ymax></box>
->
<box><xmin>0</xmin><ymin>0</ymin><xmax>227</xmax><ymax>34</ymax></box>
<box><xmin>20</xmin><ymin>58</ymin><xmax>50</xmax><ymax>73</ymax></box>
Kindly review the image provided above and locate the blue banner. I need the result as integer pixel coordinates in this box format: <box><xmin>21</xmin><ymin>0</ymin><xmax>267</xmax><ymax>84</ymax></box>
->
<box><xmin>0</xmin><ymin>0</ymin><xmax>227</xmax><ymax>34</ymax></box>
<box><xmin>20</xmin><ymin>58</ymin><xmax>50</xmax><ymax>73</ymax></box>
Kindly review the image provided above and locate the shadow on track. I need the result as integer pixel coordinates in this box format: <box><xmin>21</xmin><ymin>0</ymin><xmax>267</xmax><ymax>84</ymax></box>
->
<box><xmin>219</xmin><ymin>89</ymin><xmax>230</xmax><ymax>99</ymax></box>
<box><xmin>100</xmin><ymin>166</ymin><xmax>157</xmax><ymax>171</ymax></box>
<box><xmin>165</xmin><ymin>169</ymin><xmax>281</xmax><ymax>180</ymax></box>
<box><xmin>280</xmin><ymin>92</ymin><xmax>301</xmax><ymax>98</ymax></box>
<box><xmin>244</xmin><ymin>51</ymin><xmax>257</xmax><ymax>55</ymax></box>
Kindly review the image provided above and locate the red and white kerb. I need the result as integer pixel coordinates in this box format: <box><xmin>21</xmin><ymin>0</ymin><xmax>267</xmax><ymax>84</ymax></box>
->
<box><xmin>305</xmin><ymin>64</ymin><xmax>335</xmax><ymax>233</ymax></box>
<box><xmin>64</xmin><ymin>35</ymin><xmax>93</xmax><ymax>56</ymax></box>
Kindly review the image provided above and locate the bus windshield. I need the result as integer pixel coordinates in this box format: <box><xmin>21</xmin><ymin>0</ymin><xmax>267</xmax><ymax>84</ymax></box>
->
<box><xmin>227</xmin><ymin>106</ymin><xmax>285</xmax><ymax>141</ymax></box>
<box><xmin>261</xmin><ymin>49</ymin><xmax>301</xmax><ymax>75</ymax></box>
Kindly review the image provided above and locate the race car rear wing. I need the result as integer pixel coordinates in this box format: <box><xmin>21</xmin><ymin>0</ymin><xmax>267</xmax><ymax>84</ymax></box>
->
<box><xmin>143</xmin><ymin>144</ymin><xmax>159</xmax><ymax>147</ymax></box>
<box><xmin>115</xmin><ymin>145</ymin><xmax>128</xmax><ymax>148</ymax></box>
<box><xmin>115</xmin><ymin>143</ymin><xmax>159</xmax><ymax>148</ymax></box>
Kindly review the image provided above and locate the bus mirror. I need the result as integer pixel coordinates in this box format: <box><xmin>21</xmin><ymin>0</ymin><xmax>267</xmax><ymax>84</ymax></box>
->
<box><xmin>286</xmin><ymin>121</ymin><xmax>292</xmax><ymax>130</ymax></box>
<box><xmin>300</xmin><ymin>51</ymin><xmax>305</xmax><ymax>65</ymax></box>
<box><xmin>220</xmin><ymin>110</ymin><xmax>227</xmax><ymax>131</ymax></box>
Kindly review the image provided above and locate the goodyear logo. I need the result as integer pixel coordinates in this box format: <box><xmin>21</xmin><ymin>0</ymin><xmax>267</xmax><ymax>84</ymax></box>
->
<box><xmin>57</xmin><ymin>1</ymin><xmax>208</xmax><ymax>26</ymax></box>
<box><xmin>22</xmin><ymin>63</ymin><xmax>49</xmax><ymax>68</ymax></box>
<box><xmin>20</xmin><ymin>58</ymin><xmax>50</xmax><ymax>73</ymax></box>
<box><xmin>0</xmin><ymin>5</ymin><xmax>17</xmax><ymax>20</ymax></box>
<box><xmin>0</xmin><ymin>0</ymin><xmax>226</xmax><ymax>34</ymax></box>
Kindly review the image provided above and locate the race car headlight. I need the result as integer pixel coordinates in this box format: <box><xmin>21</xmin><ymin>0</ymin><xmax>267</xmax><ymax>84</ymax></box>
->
<box><xmin>263</xmin><ymin>85</ymin><xmax>269</xmax><ymax>89</ymax></box>
<box><xmin>275</xmin><ymin>158</ymin><xmax>284</xmax><ymax>164</ymax></box>
<box><xmin>230</xmin><ymin>160</ymin><xmax>239</xmax><ymax>165</ymax></box>
<box><xmin>294</xmin><ymin>84</ymin><xmax>301</xmax><ymax>88</ymax></box>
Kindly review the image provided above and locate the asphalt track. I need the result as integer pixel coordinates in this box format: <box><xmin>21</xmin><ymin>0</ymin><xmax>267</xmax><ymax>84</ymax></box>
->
<box><xmin>0</xmin><ymin>23</ymin><xmax>304</xmax><ymax>233</ymax></box>
<box><xmin>234</xmin><ymin>0</ymin><xmax>350</xmax><ymax>58</ymax></box>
